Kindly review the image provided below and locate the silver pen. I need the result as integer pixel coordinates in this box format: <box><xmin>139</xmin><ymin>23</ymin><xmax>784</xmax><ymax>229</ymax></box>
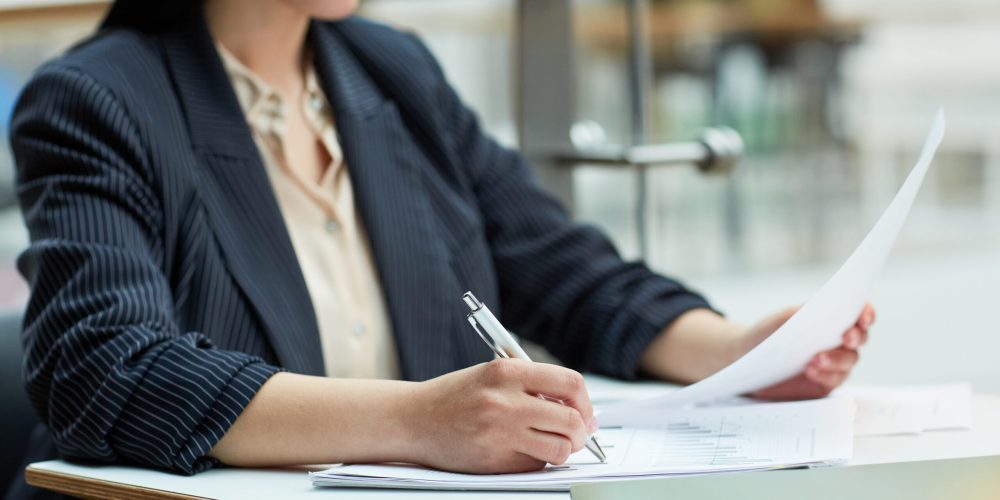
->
<box><xmin>462</xmin><ymin>291</ymin><xmax>608</xmax><ymax>464</ymax></box>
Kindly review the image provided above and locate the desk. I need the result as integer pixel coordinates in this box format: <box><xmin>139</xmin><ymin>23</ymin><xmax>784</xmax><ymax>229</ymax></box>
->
<box><xmin>25</xmin><ymin>385</ymin><xmax>1000</xmax><ymax>500</ymax></box>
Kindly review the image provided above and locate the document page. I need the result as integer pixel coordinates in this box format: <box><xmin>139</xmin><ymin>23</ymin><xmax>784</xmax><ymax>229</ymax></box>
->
<box><xmin>310</xmin><ymin>397</ymin><xmax>855</xmax><ymax>491</ymax></box>
<box><xmin>842</xmin><ymin>383</ymin><xmax>972</xmax><ymax>436</ymax></box>
<box><xmin>599</xmin><ymin>111</ymin><xmax>946</xmax><ymax>426</ymax></box>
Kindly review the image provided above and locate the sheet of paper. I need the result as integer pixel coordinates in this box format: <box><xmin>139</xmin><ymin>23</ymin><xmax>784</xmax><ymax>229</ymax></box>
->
<box><xmin>841</xmin><ymin>383</ymin><xmax>971</xmax><ymax>436</ymax></box>
<box><xmin>599</xmin><ymin>111</ymin><xmax>946</xmax><ymax>426</ymax></box>
<box><xmin>310</xmin><ymin>398</ymin><xmax>855</xmax><ymax>491</ymax></box>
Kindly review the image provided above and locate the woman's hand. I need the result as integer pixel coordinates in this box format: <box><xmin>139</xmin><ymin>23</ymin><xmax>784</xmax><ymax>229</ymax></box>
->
<box><xmin>747</xmin><ymin>303</ymin><xmax>876</xmax><ymax>400</ymax></box>
<box><xmin>405</xmin><ymin>359</ymin><xmax>596</xmax><ymax>474</ymax></box>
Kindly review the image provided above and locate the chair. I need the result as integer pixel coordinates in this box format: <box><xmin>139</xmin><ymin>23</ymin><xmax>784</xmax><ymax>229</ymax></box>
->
<box><xmin>0</xmin><ymin>311</ymin><xmax>38</xmax><ymax>493</ymax></box>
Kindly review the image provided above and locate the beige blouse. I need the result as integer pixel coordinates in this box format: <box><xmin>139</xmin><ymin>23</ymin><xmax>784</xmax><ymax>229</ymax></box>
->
<box><xmin>217</xmin><ymin>45</ymin><xmax>400</xmax><ymax>380</ymax></box>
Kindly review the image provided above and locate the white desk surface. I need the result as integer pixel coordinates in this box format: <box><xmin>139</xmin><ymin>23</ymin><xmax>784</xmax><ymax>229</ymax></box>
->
<box><xmin>27</xmin><ymin>378</ymin><xmax>1000</xmax><ymax>500</ymax></box>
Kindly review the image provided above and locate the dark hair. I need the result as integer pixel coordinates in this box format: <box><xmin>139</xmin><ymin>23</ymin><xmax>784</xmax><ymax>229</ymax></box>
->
<box><xmin>100</xmin><ymin>0</ymin><xmax>203</xmax><ymax>32</ymax></box>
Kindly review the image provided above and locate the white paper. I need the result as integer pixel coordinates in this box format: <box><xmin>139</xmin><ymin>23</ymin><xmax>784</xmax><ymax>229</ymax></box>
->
<box><xmin>599</xmin><ymin>111</ymin><xmax>946</xmax><ymax>425</ymax></box>
<box><xmin>310</xmin><ymin>398</ymin><xmax>855</xmax><ymax>491</ymax></box>
<box><xmin>842</xmin><ymin>383</ymin><xmax>972</xmax><ymax>436</ymax></box>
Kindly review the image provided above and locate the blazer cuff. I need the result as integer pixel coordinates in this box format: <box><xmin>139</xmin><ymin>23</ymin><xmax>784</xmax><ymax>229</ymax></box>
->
<box><xmin>173</xmin><ymin>361</ymin><xmax>281</xmax><ymax>474</ymax></box>
<box><xmin>612</xmin><ymin>293</ymin><xmax>714</xmax><ymax>381</ymax></box>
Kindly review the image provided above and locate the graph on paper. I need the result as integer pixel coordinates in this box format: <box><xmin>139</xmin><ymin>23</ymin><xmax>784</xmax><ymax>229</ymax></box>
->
<box><xmin>568</xmin><ymin>398</ymin><xmax>851</xmax><ymax>468</ymax></box>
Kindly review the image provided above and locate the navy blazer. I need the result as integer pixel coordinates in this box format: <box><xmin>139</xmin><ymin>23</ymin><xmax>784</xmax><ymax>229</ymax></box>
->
<box><xmin>9</xmin><ymin>15</ymin><xmax>711</xmax><ymax>474</ymax></box>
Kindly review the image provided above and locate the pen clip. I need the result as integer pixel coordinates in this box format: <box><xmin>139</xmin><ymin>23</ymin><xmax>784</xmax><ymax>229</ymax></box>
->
<box><xmin>467</xmin><ymin>316</ymin><xmax>510</xmax><ymax>359</ymax></box>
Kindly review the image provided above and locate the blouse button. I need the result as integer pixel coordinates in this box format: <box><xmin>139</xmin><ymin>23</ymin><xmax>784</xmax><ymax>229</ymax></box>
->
<box><xmin>309</xmin><ymin>94</ymin><xmax>325</xmax><ymax>112</ymax></box>
<box><xmin>352</xmin><ymin>323</ymin><xmax>366</xmax><ymax>337</ymax></box>
<box><xmin>324</xmin><ymin>218</ymin><xmax>338</xmax><ymax>233</ymax></box>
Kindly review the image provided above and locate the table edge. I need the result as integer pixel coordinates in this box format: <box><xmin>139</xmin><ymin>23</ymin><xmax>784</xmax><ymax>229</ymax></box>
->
<box><xmin>25</xmin><ymin>464</ymin><xmax>209</xmax><ymax>500</ymax></box>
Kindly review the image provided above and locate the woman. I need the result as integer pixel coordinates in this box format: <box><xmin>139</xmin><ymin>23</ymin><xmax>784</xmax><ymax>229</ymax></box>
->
<box><xmin>9</xmin><ymin>0</ymin><xmax>873</xmax><ymax>485</ymax></box>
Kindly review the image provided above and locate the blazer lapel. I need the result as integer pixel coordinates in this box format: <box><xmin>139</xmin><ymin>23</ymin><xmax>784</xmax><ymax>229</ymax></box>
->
<box><xmin>160</xmin><ymin>18</ymin><xmax>325</xmax><ymax>375</ymax></box>
<box><xmin>312</xmin><ymin>24</ymin><xmax>458</xmax><ymax>381</ymax></box>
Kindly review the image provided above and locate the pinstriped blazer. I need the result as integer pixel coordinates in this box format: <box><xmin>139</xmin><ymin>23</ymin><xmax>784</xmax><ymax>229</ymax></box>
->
<box><xmin>9</xmin><ymin>15</ymin><xmax>711</xmax><ymax>474</ymax></box>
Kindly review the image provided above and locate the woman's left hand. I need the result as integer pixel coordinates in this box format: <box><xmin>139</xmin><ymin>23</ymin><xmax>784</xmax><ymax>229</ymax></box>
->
<box><xmin>742</xmin><ymin>303</ymin><xmax>876</xmax><ymax>400</ymax></box>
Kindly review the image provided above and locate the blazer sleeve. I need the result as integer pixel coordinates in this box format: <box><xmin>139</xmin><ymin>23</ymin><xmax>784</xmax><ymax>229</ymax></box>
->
<box><xmin>9</xmin><ymin>65</ymin><xmax>280</xmax><ymax>474</ymax></box>
<box><xmin>407</xmin><ymin>37</ymin><xmax>714</xmax><ymax>380</ymax></box>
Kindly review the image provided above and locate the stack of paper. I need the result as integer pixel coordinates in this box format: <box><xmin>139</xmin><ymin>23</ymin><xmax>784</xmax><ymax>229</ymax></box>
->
<box><xmin>310</xmin><ymin>398</ymin><xmax>855</xmax><ymax>491</ymax></box>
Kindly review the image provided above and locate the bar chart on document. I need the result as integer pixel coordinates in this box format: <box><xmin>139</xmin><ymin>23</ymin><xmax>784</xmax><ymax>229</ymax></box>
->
<box><xmin>656</xmin><ymin>419</ymin><xmax>766</xmax><ymax>466</ymax></box>
<box><xmin>570</xmin><ymin>400</ymin><xmax>843</xmax><ymax>470</ymax></box>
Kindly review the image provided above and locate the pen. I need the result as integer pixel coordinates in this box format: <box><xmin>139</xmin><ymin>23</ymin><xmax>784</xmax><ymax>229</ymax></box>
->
<box><xmin>462</xmin><ymin>291</ymin><xmax>608</xmax><ymax>464</ymax></box>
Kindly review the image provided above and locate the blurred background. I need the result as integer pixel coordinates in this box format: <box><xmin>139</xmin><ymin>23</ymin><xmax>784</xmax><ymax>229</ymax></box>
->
<box><xmin>0</xmin><ymin>0</ymin><xmax>997</xmax><ymax>391</ymax></box>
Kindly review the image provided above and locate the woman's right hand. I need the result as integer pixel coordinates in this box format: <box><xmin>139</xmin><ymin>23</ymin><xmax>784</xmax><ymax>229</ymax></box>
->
<box><xmin>404</xmin><ymin>359</ymin><xmax>597</xmax><ymax>474</ymax></box>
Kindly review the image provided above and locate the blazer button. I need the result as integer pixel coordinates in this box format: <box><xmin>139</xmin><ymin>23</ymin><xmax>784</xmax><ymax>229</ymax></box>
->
<box><xmin>309</xmin><ymin>94</ymin><xmax>325</xmax><ymax>112</ymax></box>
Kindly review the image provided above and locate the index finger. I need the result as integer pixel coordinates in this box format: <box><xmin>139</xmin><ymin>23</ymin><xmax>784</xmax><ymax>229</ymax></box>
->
<box><xmin>518</xmin><ymin>363</ymin><xmax>594</xmax><ymax>423</ymax></box>
<box><xmin>857</xmin><ymin>303</ymin><xmax>876</xmax><ymax>330</ymax></box>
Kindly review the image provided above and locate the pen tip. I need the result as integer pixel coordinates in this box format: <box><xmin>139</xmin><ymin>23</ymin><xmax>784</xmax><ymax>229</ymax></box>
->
<box><xmin>587</xmin><ymin>436</ymin><xmax>608</xmax><ymax>463</ymax></box>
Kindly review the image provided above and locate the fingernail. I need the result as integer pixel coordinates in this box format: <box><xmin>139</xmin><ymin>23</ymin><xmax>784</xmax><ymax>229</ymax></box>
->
<box><xmin>818</xmin><ymin>354</ymin><xmax>830</xmax><ymax>367</ymax></box>
<box><xmin>588</xmin><ymin>416</ymin><xmax>599</xmax><ymax>434</ymax></box>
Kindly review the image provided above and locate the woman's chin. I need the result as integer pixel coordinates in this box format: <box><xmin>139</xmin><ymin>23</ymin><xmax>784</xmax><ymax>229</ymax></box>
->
<box><xmin>280</xmin><ymin>0</ymin><xmax>360</xmax><ymax>21</ymax></box>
